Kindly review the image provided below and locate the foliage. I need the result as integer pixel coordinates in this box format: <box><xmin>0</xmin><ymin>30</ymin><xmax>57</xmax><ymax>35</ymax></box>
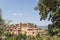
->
<box><xmin>3</xmin><ymin>33</ymin><xmax>44</xmax><ymax>40</ymax></box>
<box><xmin>15</xmin><ymin>33</ymin><xmax>27</xmax><ymax>40</ymax></box>
<box><xmin>26</xmin><ymin>35</ymin><xmax>35</xmax><ymax>40</ymax></box>
<box><xmin>35</xmin><ymin>0</ymin><xmax>60</xmax><ymax>37</ymax></box>
<box><xmin>36</xmin><ymin>33</ymin><xmax>43</xmax><ymax>40</ymax></box>
<box><xmin>0</xmin><ymin>9</ymin><xmax>6</xmax><ymax>39</ymax></box>
<box><xmin>4</xmin><ymin>32</ymin><xmax>12</xmax><ymax>38</ymax></box>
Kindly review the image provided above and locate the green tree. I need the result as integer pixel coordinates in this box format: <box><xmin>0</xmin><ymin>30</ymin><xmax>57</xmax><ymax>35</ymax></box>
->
<box><xmin>15</xmin><ymin>33</ymin><xmax>27</xmax><ymax>40</ymax></box>
<box><xmin>26</xmin><ymin>35</ymin><xmax>35</xmax><ymax>40</ymax></box>
<box><xmin>0</xmin><ymin>8</ymin><xmax>6</xmax><ymax>38</ymax></box>
<box><xmin>35</xmin><ymin>0</ymin><xmax>60</xmax><ymax>39</ymax></box>
<box><xmin>4</xmin><ymin>32</ymin><xmax>12</xmax><ymax>38</ymax></box>
<box><xmin>36</xmin><ymin>33</ymin><xmax>43</xmax><ymax>40</ymax></box>
<box><xmin>0</xmin><ymin>8</ymin><xmax>5</xmax><ymax>27</ymax></box>
<box><xmin>0</xmin><ymin>9</ymin><xmax>7</xmax><ymax>40</ymax></box>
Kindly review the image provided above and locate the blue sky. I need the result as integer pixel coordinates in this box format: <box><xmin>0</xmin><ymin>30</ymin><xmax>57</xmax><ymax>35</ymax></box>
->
<box><xmin>0</xmin><ymin>0</ymin><xmax>52</xmax><ymax>28</ymax></box>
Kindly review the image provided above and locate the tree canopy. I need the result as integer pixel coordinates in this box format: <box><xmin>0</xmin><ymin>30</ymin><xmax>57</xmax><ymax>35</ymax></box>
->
<box><xmin>35</xmin><ymin>0</ymin><xmax>60</xmax><ymax>37</ymax></box>
<box><xmin>0</xmin><ymin>8</ymin><xmax>6</xmax><ymax>39</ymax></box>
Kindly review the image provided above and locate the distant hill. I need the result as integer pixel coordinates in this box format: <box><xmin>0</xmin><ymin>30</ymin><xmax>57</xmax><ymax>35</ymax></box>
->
<box><xmin>37</xmin><ymin>26</ymin><xmax>48</xmax><ymax>30</ymax></box>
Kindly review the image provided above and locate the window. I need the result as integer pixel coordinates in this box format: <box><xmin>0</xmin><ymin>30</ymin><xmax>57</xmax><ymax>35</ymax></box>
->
<box><xmin>32</xmin><ymin>32</ymin><xmax>34</xmax><ymax>34</ymax></box>
<box><xmin>28</xmin><ymin>29</ymin><xmax>33</xmax><ymax>31</ymax></box>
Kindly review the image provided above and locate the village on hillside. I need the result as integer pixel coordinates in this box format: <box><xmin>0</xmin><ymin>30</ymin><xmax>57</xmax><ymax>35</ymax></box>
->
<box><xmin>0</xmin><ymin>8</ymin><xmax>48</xmax><ymax>40</ymax></box>
<box><xmin>6</xmin><ymin>23</ymin><xmax>48</xmax><ymax>36</ymax></box>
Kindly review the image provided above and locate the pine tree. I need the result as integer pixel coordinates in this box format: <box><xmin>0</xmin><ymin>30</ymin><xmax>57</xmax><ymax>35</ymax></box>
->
<box><xmin>0</xmin><ymin>8</ymin><xmax>2</xmax><ymax>25</ymax></box>
<box><xmin>0</xmin><ymin>8</ymin><xmax>5</xmax><ymax>26</ymax></box>
<box><xmin>0</xmin><ymin>8</ymin><xmax>5</xmax><ymax>38</ymax></box>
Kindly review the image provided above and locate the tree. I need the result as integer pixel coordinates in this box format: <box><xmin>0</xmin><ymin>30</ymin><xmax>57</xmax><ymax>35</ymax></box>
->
<box><xmin>4</xmin><ymin>32</ymin><xmax>12</xmax><ymax>38</ymax></box>
<box><xmin>0</xmin><ymin>8</ymin><xmax>6</xmax><ymax>40</ymax></box>
<box><xmin>36</xmin><ymin>33</ymin><xmax>43</xmax><ymax>40</ymax></box>
<box><xmin>35</xmin><ymin>0</ymin><xmax>60</xmax><ymax>38</ymax></box>
<box><xmin>0</xmin><ymin>8</ymin><xmax>5</xmax><ymax>37</ymax></box>
<box><xmin>15</xmin><ymin>33</ymin><xmax>27</xmax><ymax>40</ymax></box>
<box><xmin>0</xmin><ymin>8</ymin><xmax>3</xmax><ymax>27</ymax></box>
<box><xmin>26</xmin><ymin>35</ymin><xmax>35</xmax><ymax>40</ymax></box>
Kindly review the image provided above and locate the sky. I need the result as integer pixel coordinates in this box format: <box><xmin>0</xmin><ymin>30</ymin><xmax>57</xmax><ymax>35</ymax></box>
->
<box><xmin>0</xmin><ymin>0</ymin><xmax>52</xmax><ymax>29</ymax></box>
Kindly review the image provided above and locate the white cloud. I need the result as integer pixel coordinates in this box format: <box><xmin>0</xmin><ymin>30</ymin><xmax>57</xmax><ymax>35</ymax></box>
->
<box><xmin>12</xmin><ymin>13</ymin><xmax>23</xmax><ymax>16</ymax></box>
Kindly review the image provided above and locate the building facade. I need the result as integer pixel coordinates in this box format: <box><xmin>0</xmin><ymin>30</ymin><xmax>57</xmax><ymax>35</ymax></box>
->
<box><xmin>6</xmin><ymin>23</ymin><xmax>47</xmax><ymax>36</ymax></box>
